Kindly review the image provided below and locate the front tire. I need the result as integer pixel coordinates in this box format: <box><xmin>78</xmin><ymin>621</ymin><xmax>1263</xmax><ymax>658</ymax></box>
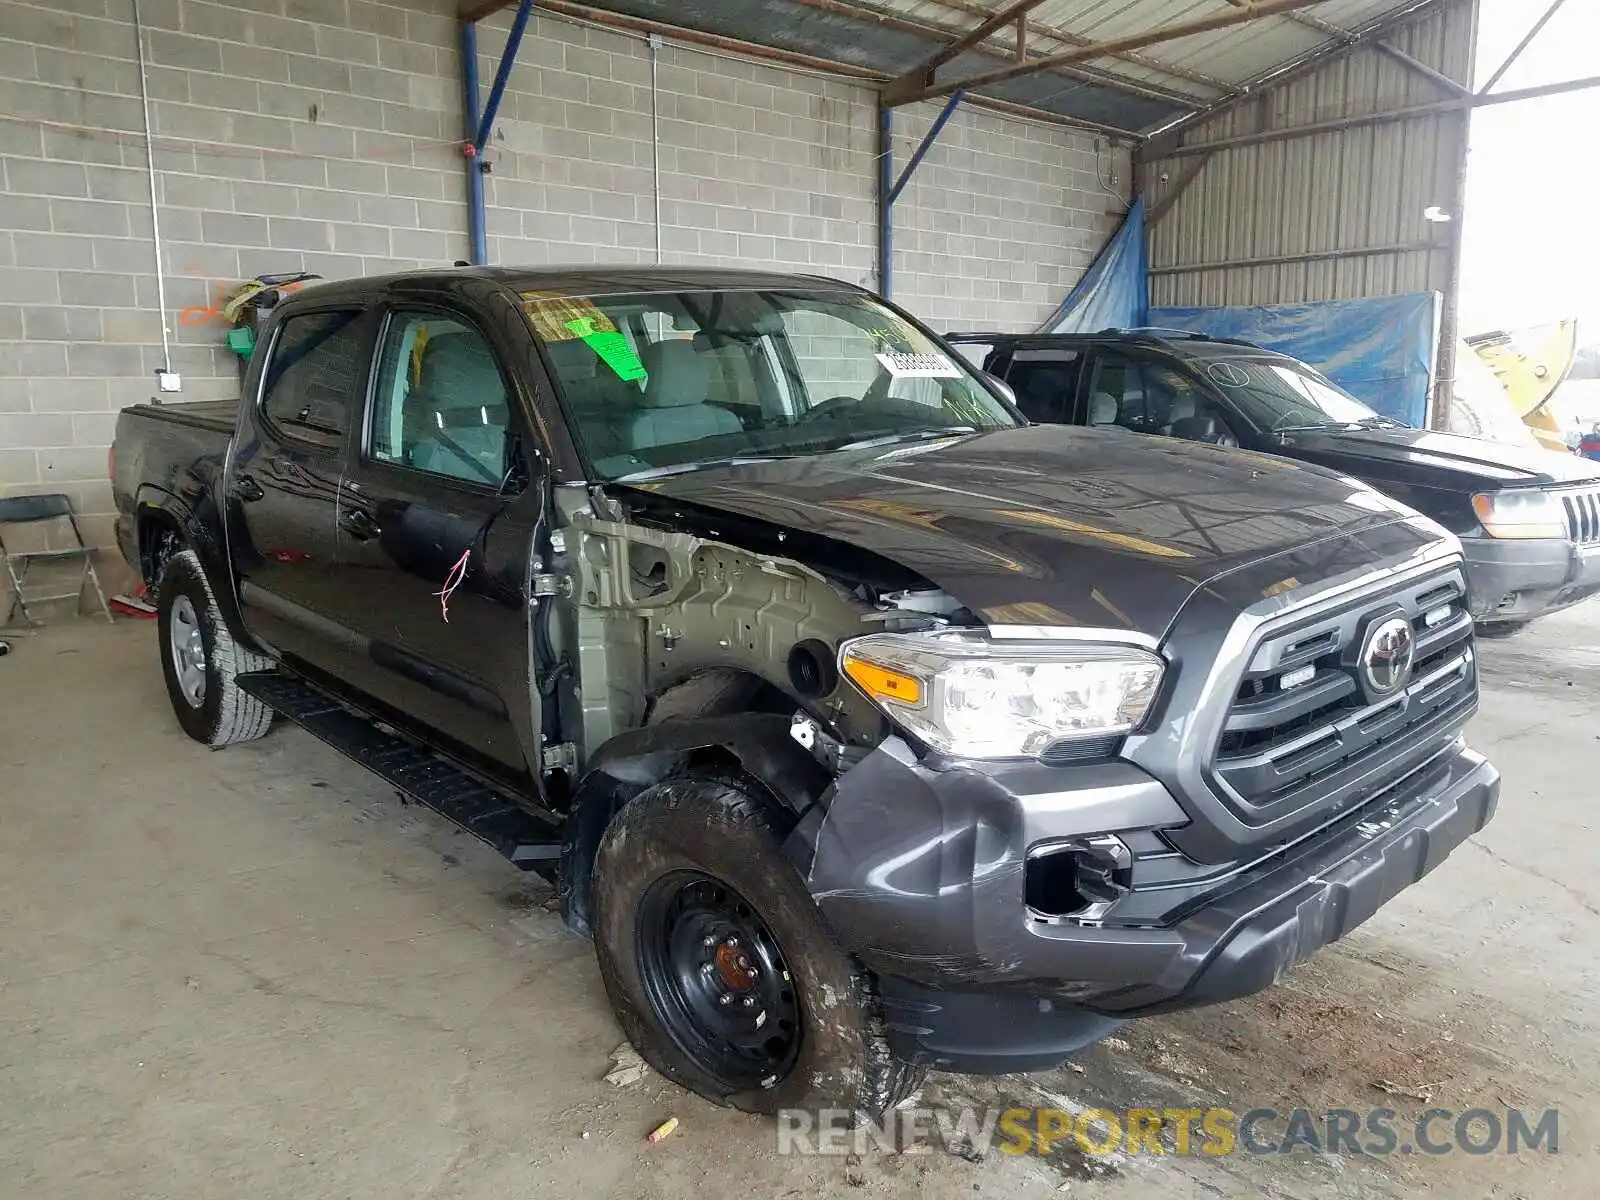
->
<box><xmin>592</xmin><ymin>774</ymin><xmax>923</xmax><ymax>1117</ymax></box>
<box><xmin>156</xmin><ymin>549</ymin><xmax>273</xmax><ymax>747</ymax></box>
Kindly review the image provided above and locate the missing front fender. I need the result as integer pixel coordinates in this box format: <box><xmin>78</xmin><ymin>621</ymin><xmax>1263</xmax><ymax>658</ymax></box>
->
<box><xmin>558</xmin><ymin>714</ymin><xmax>836</xmax><ymax>936</ymax></box>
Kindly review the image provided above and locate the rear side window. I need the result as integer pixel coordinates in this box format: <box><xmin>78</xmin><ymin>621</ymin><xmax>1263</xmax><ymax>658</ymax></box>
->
<box><xmin>261</xmin><ymin>310</ymin><xmax>365</xmax><ymax>449</ymax></box>
<box><xmin>1004</xmin><ymin>352</ymin><xmax>1083</xmax><ymax>423</ymax></box>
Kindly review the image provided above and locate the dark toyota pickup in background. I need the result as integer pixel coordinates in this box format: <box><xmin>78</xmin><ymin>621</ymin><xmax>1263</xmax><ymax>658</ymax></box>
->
<box><xmin>112</xmin><ymin>268</ymin><xmax>1498</xmax><ymax>1117</ymax></box>
<box><xmin>953</xmin><ymin>330</ymin><xmax>1600</xmax><ymax>634</ymax></box>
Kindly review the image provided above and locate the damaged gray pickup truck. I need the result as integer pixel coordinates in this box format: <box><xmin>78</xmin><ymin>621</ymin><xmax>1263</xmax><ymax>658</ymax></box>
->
<box><xmin>112</xmin><ymin>267</ymin><xmax>1500</xmax><ymax>1117</ymax></box>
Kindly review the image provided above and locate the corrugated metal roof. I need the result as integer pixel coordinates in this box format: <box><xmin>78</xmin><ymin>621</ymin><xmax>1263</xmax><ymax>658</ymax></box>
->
<box><xmin>1144</xmin><ymin>0</ymin><xmax>1473</xmax><ymax>306</ymax></box>
<box><xmin>576</xmin><ymin>0</ymin><xmax>1453</xmax><ymax>134</ymax></box>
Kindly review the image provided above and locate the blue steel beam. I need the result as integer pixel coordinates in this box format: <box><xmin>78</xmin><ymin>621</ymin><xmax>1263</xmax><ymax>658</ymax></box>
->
<box><xmin>459</xmin><ymin>19</ymin><xmax>487</xmax><ymax>265</ymax></box>
<box><xmin>887</xmin><ymin>89</ymin><xmax>964</xmax><ymax>206</ymax></box>
<box><xmin>475</xmin><ymin>0</ymin><xmax>534</xmax><ymax>151</ymax></box>
<box><xmin>876</xmin><ymin>102</ymin><xmax>893</xmax><ymax>298</ymax></box>
<box><xmin>877</xmin><ymin>89</ymin><xmax>963</xmax><ymax>298</ymax></box>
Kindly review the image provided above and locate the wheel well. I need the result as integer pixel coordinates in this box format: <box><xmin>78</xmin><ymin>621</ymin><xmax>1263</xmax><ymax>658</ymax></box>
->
<box><xmin>137</xmin><ymin>508</ymin><xmax>185</xmax><ymax>587</ymax></box>
<box><xmin>644</xmin><ymin>667</ymin><xmax>792</xmax><ymax>726</ymax></box>
<box><xmin>558</xmin><ymin>695</ymin><xmax>832</xmax><ymax>939</ymax></box>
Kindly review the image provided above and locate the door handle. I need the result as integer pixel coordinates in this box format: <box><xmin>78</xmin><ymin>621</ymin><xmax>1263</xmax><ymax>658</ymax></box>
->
<box><xmin>229</xmin><ymin>474</ymin><xmax>265</xmax><ymax>502</ymax></box>
<box><xmin>339</xmin><ymin>507</ymin><xmax>382</xmax><ymax>540</ymax></box>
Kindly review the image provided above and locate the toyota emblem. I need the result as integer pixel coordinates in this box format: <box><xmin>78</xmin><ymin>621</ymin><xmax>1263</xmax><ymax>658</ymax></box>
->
<box><xmin>1361</xmin><ymin>617</ymin><xmax>1414</xmax><ymax>696</ymax></box>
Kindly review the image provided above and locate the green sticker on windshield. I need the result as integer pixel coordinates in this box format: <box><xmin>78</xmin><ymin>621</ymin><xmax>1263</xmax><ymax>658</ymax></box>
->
<box><xmin>564</xmin><ymin>316</ymin><xmax>646</xmax><ymax>383</ymax></box>
<box><xmin>522</xmin><ymin>293</ymin><xmax>648</xmax><ymax>385</ymax></box>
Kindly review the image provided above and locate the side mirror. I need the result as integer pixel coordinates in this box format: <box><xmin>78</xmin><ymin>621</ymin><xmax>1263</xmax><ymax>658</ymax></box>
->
<box><xmin>984</xmin><ymin>373</ymin><xmax>1018</xmax><ymax>407</ymax></box>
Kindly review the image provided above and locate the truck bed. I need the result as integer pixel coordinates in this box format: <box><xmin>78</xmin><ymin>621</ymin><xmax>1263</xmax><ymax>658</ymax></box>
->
<box><xmin>125</xmin><ymin>398</ymin><xmax>240</xmax><ymax>435</ymax></box>
<box><xmin>112</xmin><ymin>400</ymin><xmax>242</xmax><ymax>577</ymax></box>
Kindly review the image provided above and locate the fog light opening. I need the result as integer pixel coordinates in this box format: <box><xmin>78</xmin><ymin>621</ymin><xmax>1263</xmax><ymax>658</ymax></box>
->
<box><xmin>1025</xmin><ymin>835</ymin><xmax>1132</xmax><ymax>924</ymax></box>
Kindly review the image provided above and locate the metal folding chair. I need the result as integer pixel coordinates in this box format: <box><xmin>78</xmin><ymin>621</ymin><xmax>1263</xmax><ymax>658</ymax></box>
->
<box><xmin>0</xmin><ymin>493</ymin><xmax>114</xmax><ymax>626</ymax></box>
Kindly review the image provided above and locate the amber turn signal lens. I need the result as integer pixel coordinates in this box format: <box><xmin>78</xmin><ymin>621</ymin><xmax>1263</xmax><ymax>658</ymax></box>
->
<box><xmin>842</xmin><ymin>656</ymin><xmax>923</xmax><ymax>706</ymax></box>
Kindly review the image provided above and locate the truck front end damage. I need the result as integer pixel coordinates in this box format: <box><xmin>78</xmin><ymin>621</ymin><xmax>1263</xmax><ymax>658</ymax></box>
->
<box><xmin>785</xmin><ymin>546</ymin><xmax>1500</xmax><ymax>1075</ymax></box>
<box><xmin>558</xmin><ymin>430</ymin><xmax>1501</xmax><ymax>1079</ymax></box>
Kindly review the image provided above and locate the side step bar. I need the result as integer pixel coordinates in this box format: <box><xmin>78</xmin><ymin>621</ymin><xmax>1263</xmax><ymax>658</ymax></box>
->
<box><xmin>236</xmin><ymin>671</ymin><xmax>564</xmax><ymax>874</ymax></box>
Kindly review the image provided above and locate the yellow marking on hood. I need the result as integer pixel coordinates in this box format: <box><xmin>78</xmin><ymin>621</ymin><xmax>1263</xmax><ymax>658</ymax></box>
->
<box><xmin>992</xmin><ymin>509</ymin><xmax>1194</xmax><ymax>559</ymax></box>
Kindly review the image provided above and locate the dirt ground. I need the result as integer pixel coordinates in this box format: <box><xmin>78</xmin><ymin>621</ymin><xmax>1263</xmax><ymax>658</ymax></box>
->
<box><xmin>1</xmin><ymin>606</ymin><xmax>1594</xmax><ymax>1198</ymax></box>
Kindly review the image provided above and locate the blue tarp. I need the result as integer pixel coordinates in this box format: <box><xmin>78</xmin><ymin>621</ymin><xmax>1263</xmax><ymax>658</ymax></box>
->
<box><xmin>1038</xmin><ymin>196</ymin><xmax>1147</xmax><ymax>334</ymax></box>
<box><xmin>1147</xmin><ymin>293</ymin><xmax>1441</xmax><ymax>428</ymax></box>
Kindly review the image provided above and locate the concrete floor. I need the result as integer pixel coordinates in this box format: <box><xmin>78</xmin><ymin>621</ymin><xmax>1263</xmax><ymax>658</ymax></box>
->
<box><xmin>1</xmin><ymin>609</ymin><xmax>1595</xmax><ymax>1199</ymax></box>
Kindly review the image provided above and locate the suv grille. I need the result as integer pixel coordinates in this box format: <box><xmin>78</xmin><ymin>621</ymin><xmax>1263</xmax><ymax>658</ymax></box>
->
<box><xmin>1560</xmin><ymin>486</ymin><xmax>1600</xmax><ymax>545</ymax></box>
<box><xmin>1212</xmin><ymin>569</ymin><xmax>1476</xmax><ymax>822</ymax></box>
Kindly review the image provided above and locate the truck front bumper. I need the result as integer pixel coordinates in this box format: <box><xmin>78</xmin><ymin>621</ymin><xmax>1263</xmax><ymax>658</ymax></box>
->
<box><xmin>794</xmin><ymin>737</ymin><xmax>1498</xmax><ymax>1074</ymax></box>
<box><xmin>1463</xmin><ymin>535</ymin><xmax>1600</xmax><ymax>624</ymax></box>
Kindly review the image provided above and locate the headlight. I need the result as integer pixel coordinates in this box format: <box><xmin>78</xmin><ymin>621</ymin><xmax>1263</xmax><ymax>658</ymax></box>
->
<box><xmin>839</xmin><ymin>632</ymin><xmax>1164</xmax><ymax>759</ymax></box>
<box><xmin>1471</xmin><ymin>490</ymin><xmax>1565</xmax><ymax>539</ymax></box>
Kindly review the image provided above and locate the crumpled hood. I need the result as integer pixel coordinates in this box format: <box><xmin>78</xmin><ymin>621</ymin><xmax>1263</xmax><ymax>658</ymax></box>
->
<box><xmin>621</xmin><ymin>426</ymin><xmax>1452</xmax><ymax>639</ymax></box>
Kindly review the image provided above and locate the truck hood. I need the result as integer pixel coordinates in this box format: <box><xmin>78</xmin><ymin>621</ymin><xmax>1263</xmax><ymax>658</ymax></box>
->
<box><xmin>1281</xmin><ymin>425</ymin><xmax>1600</xmax><ymax>489</ymax></box>
<box><xmin>620</xmin><ymin>426</ymin><xmax>1449</xmax><ymax>639</ymax></box>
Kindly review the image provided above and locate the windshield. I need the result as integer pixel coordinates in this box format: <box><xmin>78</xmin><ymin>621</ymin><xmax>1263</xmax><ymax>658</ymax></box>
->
<box><xmin>520</xmin><ymin>288</ymin><xmax>1018</xmax><ymax>479</ymax></box>
<box><xmin>1198</xmin><ymin>356</ymin><xmax>1389</xmax><ymax>432</ymax></box>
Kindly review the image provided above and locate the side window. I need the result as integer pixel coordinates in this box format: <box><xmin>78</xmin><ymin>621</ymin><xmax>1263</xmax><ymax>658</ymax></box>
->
<box><xmin>1147</xmin><ymin>365</ymin><xmax>1235</xmax><ymax>445</ymax></box>
<box><xmin>1004</xmin><ymin>352</ymin><xmax>1082</xmax><ymax>424</ymax></box>
<box><xmin>1092</xmin><ymin>353</ymin><xmax>1235</xmax><ymax>443</ymax></box>
<box><xmin>261</xmin><ymin>310</ymin><xmax>365</xmax><ymax>449</ymax></box>
<box><xmin>1086</xmin><ymin>352</ymin><xmax>1147</xmax><ymax>430</ymax></box>
<box><xmin>369</xmin><ymin>312</ymin><xmax>512</xmax><ymax>487</ymax></box>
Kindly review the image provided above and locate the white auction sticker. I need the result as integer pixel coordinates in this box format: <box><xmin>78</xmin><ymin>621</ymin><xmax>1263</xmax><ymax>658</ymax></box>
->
<box><xmin>875</xmin><ymin>351</ymin><xmax>962</xmax><ymax>379</ymax></box>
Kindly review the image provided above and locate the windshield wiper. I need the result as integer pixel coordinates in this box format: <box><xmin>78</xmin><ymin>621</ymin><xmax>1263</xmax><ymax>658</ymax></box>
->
<box><xmin>612</xmin><ymin>429</ymin><xmax>983</xmax><ymax>480</ymax></box>
<box><xmin>1351</xmin><ymin>416</ymin><xmax>1403</xmax><ymax>429</ymax></box>
<box><xmin>612</xmin><ymin>455</ymin><xmax>785</xmax><ymax>482</ymax></box>
<box><xmin>832</xmin><ymin>426</ymin><xmax>979</xmax><ymax>453</ymax></box>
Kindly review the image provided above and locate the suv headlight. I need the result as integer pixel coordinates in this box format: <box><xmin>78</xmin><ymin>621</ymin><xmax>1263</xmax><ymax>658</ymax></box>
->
<box><xmin>839</xmin><ymin>632</ymin><xmax>1164</xmax><ymax>759</ymax></box>
<box><xmin>1472</xmin><ymin>490</ymin><xmax>1564</xmax><ymax>539</ymax></box>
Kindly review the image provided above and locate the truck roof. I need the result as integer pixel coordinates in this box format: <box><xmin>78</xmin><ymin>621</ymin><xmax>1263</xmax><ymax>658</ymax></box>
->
<box><xmin>288</xmin><ymin>265</ymin><xmax>870</xmax><ymax>303</ymax></box>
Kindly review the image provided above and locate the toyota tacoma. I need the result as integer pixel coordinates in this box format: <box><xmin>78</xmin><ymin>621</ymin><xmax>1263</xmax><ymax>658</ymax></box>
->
<box><xmin>112</xmin><ymin>268</ymin><xmax>1499</xmax><ymax>1117</ymax></box>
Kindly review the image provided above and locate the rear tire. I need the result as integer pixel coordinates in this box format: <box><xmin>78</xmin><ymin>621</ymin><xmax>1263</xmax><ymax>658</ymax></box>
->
<box><xmin>592</xmin><ymin>774</ymin><xmax>923</xmax><ymax>1117</ymax></box>
<box><xmin>156</xmin><ymin>549</ymin><xmax>273</xmax><ymax>747</ymax></box>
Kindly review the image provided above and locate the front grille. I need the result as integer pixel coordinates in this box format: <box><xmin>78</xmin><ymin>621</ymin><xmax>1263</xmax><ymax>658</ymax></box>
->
<box><xmin>1560</xmin><ymin>486</ymin><xmax>1600</xmax><ymax>545</ymax></box>
<box><xmin>1211</xmin><ymin>569</ymin><xmax>1476</xmax><ymax>821</ymax></box>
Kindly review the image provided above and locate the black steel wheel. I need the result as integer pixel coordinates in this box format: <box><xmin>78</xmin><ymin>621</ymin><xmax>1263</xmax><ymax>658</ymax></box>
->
<box><xmin>636</xmin><ymin>870</ymin><xmax>803</xmax><ymax>1091</ymax></box>
<box><xmin>591</xmin><ymin>774</ymin><xmax>925</xmax><ymax>1116</ymax></box>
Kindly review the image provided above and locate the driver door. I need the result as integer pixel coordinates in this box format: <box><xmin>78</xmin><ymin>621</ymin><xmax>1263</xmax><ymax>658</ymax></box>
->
<box><xmin>330</xmin><ymin>304</ymin><xmax>542</xmax><ymax>779</ymax></box>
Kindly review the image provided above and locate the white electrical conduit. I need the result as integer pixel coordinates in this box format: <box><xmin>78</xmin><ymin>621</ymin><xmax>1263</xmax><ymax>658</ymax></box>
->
<box><xmin>131</xmin><ymin>0</ymin><xmax>173</xmax><ymax>382</ymax></box>
<box><xmin>649</xmin><ymin>34</ymin><xmax>662</xmax><ymax>264</ymax></box>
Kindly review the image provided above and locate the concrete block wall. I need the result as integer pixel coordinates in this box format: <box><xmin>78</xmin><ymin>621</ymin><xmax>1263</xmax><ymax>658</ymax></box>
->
<box><xmin>0</xmin><ymin>0</ymin><xmax>1127</xmax><ymax>570</ymax></box>
<box><xmin>479</xmin><ymin>11</ymin><xmax>1130</xmax><ymax>331</ymax></box>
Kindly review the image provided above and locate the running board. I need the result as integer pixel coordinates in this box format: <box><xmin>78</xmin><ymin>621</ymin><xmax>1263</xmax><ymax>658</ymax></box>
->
<box><xmin>236</xmin><ymin>671</ymin><xmax>564</xmax><ymax>873</ymax></box>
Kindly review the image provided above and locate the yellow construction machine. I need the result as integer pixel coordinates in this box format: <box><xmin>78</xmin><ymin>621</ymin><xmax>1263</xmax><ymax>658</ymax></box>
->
<box><xmin>1465</xmin><ymin>320</ymin><xmax>1579</xmax><ymax>453</ymax></box>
